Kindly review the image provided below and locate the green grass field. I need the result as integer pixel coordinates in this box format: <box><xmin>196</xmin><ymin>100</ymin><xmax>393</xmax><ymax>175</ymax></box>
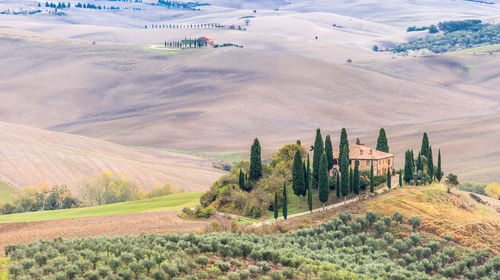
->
<box><xmin>0</xmin><ymin>192</ymin><xmax>202</xmax><ymax>224</ymax></box>
<box><xmin>447</xmin><ymin>44</ymin><xmax>500</xmax><ymax>55</ymax></box>
<box><xmin>0</xmin><ymin>181</ymin><xmax>19</xmax><ymax>204</ymax></box>
<box><xmin>0</xmin><ymin>258</ymin><xmax>8</xmax><ymax>280</ymax></box>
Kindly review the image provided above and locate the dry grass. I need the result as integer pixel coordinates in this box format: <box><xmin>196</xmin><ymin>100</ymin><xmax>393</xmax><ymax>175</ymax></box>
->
<box><xmin>361</xmin><ymin>184</ymin><xmax>500</xmax><ymax>253</ymax></box>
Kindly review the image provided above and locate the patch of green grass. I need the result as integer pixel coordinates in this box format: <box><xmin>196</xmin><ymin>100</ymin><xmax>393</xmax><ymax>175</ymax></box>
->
<box><xmin>447</xmin><ymin>44</ymin><xmax>500</xmax><ymax>55</ymax></box>
<box><xmin>0</xmin><ymin>192</ymin><xmax>203</xmax><ymax>224</ymax></box>
<box><xmin>0</xmin><ymin>258</ymin><xmax>9</xmax><ymax>280</ymax></box>
<box><xmin>0</xmin><ymin>182</ymin><xmax>19</xmax><ymax>204</ymax></box>
<box><xmin>131</xmin><ymin>145</ymin><xmax>247</xmax><ymax>164</ymax></box>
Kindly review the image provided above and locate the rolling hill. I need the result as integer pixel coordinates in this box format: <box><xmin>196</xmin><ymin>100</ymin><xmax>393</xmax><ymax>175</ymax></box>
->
<box><xmin>0</xmin><ymin>121</ymin><xmax>224</xmax><ymax>195</ymax></box>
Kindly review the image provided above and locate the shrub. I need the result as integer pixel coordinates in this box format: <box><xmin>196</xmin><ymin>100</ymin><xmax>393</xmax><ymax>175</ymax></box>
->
<box><xmin>408</xmin><ymin>216</ymin><xmax>421</xmax><ymax>232</ymax></box>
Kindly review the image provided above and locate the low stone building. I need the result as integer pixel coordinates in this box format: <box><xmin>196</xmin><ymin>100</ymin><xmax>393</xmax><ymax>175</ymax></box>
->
<box><xmin>332</xmin><ymin>144</ymin><xmax>394</xmax><ymax>176</ymax></box>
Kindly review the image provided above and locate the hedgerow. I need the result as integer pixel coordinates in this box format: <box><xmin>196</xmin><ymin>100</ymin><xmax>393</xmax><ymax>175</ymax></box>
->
<box><xmin>4</xmin><ymin>211</ymin><xmax>499</xmax><ymax>279</ymax></box>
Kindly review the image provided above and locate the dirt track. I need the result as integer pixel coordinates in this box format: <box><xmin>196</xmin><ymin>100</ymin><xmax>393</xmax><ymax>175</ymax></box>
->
<box><xmin>0</xmin><ymin>211</ymin><xmax>210</xmax><ymax>256</ymax></box>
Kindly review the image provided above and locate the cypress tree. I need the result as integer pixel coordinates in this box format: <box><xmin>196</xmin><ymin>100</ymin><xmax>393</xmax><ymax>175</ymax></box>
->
<box><xmin>312</xmin><ymin>129</ymin><xmax>324</xmax><ymax>187</ymax></box>
<box><xmin>376</xmin><ymin>128</ymin><xmax>389</xmax><ymax>152</ymax></box>
<box><xmin>427</xmin><ymin>146</ymin><xmax>434</xmax><ymax>181</ymax></box>
<box><xmin>340</xmin><ymin>145</ymin><xmax>349</xmax><ymax>204</ymax></box>
<box><xmin>339</xmin><ymin>128</ymin><xmax>349</xmax><ymax>164</ymax></box>
<box><xmin>349</xmin><ymin>167</ymin><xmax>353</xmax><ymax>193</ymax></box>
<box><xmin>399</xmin><ymin>169</ymin><xmax>403</xmax><ymax>187</ymax></box>
<box><xmin>292</xmin><ymin>149</ymin><xmax>305</xmax><ymax>208</ymax></box>
<box><xmin>249</xmin><ymin>138</ymin><xmax>262</xmax><ymax>182</ymax></box>
<box><xmin>307</xmin><ymin>182</ymin><xmax>312</xmax><ymax>213</ymax></box>
<box><xmin>436</xmin><ymin>149</ymin><xmax>442</xmax><ymax>182</ymax></box>
<box><xmin>353</xmin><ymin>160</ymin><xmax>360</xmax><ymax>199</ymax></box>
<box><xmin>421</xmin><ymin>132</ymin><xmax>430</xmax><ymax>158</ymax></box>
<box><xmin>296</xmin><ymin>140</ymin><xmax>301</xmax><ymax>145</ymax></box>
<box><xmin>238</xmin><ymin>169</ymin><xmax>245</xmax><ymax>190</ymax></box>
<box><xmin>274</xmin><ymin>192</ymin><xmax>278</xmax><ymax>219</ymax></box>
<box><xmin>416</xmin><ymin>152</ymin><xmax>423</xmax><ymax>171</ymax></box>
<box><xmin>356</xmin><ymin>138</ymin><xmax>361</xmax><ymax>145</ymax></box>
<box><xmin>370</xmin><ymin>159</ymin><xmax>374</xmax><ymax>193</ymax></box>
<box><xmin>336</xmin><ymin>173</ymin><xmax>340</xmax><ymax>198</ymax></box>
<box><xmin>282</xmin><ymin>182</ymin><xmax>287</xmax><ymax>220</ymax></box>
<box><xmin>387</xmin><ymin>168</ymin><xmax>392</xmax><ymax>189</ymax></box>
<box><xmin>325</xmin><ymin>135</ymin><xmax>334</xmax><ymax>171</ymax></box>
<box><xmin>318</xmin><ymin>153</ymin><xmax>329</xmax><ymax>210</ymax></box>
<box><xmin>305</xmin><ymin>154</ymin><xmax>311</xmax><ymax>196</ymax></box>
<box><xmin>404</xmin><ymin>150</ymin><xmax>411</xmax><ymax>183</ymax></box>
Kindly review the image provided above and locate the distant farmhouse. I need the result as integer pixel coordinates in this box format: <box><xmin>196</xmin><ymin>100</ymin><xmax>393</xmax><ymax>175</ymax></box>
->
<box><xmin>200</xmin><ymin>36</ymin><xmax>215</xmax><ymax>46</ymax></box>
<box><xmin>333</xmin><ymin>144</ymin><xmax>394</xmax><ymax>176</ymax></box>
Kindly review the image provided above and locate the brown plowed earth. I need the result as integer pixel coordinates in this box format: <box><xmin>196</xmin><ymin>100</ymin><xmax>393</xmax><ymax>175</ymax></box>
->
<box><xmin>0</xmin><ymin>211</ymin><xmax>210</xmax><ymax>256</ymax></box>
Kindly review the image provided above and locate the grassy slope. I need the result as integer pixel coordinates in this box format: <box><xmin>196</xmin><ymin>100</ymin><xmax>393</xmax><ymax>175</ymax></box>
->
<box><xmin>361</xmin><ymin>184</ymin><xmax>500</xmax><ymax>253</ymax></box>
<box><xmin>0</xmin><ymin>192</ymin><xmax>202</xmax><ymax>224</ymax></box>
<box><xmin>0</xmin><ymin>181</ymin><xmax>18</xmax><ymax>204</ymax></box>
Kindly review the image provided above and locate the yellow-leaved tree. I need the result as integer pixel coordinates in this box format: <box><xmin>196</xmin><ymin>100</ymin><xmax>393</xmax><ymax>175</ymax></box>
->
<box><xmin>485</xmin><ymin>183</ymin><xmax>500</xmax><ymax>199</ymax></box>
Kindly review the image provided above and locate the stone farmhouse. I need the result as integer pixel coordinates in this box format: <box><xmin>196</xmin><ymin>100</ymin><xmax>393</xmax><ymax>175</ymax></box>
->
<box><xmin>332</xmin><ymin>144</ymin><xmax>394</xmax><ymax>176</ymax></box>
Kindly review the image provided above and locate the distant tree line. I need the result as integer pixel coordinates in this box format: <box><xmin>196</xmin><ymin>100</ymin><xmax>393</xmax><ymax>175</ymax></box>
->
<box><xmin>157</xmin><ymin>0</ymin><xmax>209</xmax><ymax>11</ymax></box>
<box><xmin>147</xmin><ymin>23</ymin><xmax>221</xmax><ymax>29</ymax></box>
<box><xmin>395</xmin><ymin>20</ymin><xmax>500</xmax><ymax>53</ymax></box>
<box><xmin>75</xmin><ymin>3</ymin><xmax>120</xmax><ymax>9</ymax></box>
<box><xmin>42</xmin><ymin>2</ymin><xmax>70</xmax><ymax>8</ymax></box>
<box><xmin>406</xmin><ymin>24</ymin><xmax>438</xmax><ymax>34</ymax></box>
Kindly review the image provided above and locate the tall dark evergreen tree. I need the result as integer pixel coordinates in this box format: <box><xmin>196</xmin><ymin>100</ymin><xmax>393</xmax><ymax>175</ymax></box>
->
<box><xmin>296</xmin><ymin>140</ymin><xmax>301</xmax><ymax>145</ymax></box>
<box><xmin>340</xmin><ymin>145</ymin><xmax>349</xmax><ymax>204</ymax></box>
<box><xmin>416</xmin><ymin>153</ymin><xmax>423</xmax><ymax>171</ymax></box>
<box><xmin>339</xmin><ymin>128</ymin><xmax>349</xmax><ymax>164</ymax></box>
<box><xmin>353</xmin><ymin>160</ymin><xmax>360</xmax><ymax>199</ymax></box>
<box><xmin>282</xmin><ymin>182</ymin><xmax>287</xmax><ymax>220</ymax></box>
<box><xmin>305</xmin><ymin>154</ymin><xmax>311</xmax><ymax>195</ymax></box>
<box><xmin>249</xmin><ymin>138</ymin><xmax>262</xmax><ymax>182</ymax></box>
<box><xmin>427</xmin><ymin>146</ymin><xmax>434</xmax><ymax>181</ymax></box>
<box><xmin>436</xmin><ymin>149</ymin><xmax>442</xmax><ymax>182</ymax></box>
<box><xmin>336</xmin><ymin>173</ymin><xmax>340</xmax><ymax>198</ymax></box>
<box><xmin>307</xmin><ymin>182</ymin><xmax>312</xmax><ymax>213</ymax></box>
<box><xmin>349</xmin><ymin>167</ymin><xmax>353</xmax><ymax>193</ymax></box>
<box><xmin>370</xmin><ymin>159</ymin><xmax>374</xmax><ymax>193</ymax></box>
<box><xmin>421</xmin><ymin>132</ymin><xmax>430</xmax><ymax>158</ymax></box>
<box><xmin>318</xmin><ymin>153</ymin><xmax>329</xmax><ymax>210</ymax></box>
<box><xmin>325</xmin><ymin>135</ymin><xmax>334</xmax><ymax>171</ymax></box>
<box><xmin>274</xmin><ymin>192</ymin><xmax>278</xmax><ymax>219</ymax></box>
<box><xmin>292</xmin><ymin>150</ymin><xmax>305</xmax><ymax>208</ymax></box>
<box><xmin>399</xmin><ymin>170</ymin><xmax>403</xmax><ymax>187</ymax></box>
<box><xmin>387</xmin><ymin>168</ymin><xmax>392</xmax><ymax>189</ymax></box>
<box><xmin>356</xmin><ymin>138</ymin><xmax>361</xmax><ymax>145</ymax></box>
<box><xmin>238</xmin><ymin>169</ymin><xmax>245</xmax><ymax>191</ymax></box>
<box><xmin>312</xmin><ymin>129</ymin><xmax>324</xmax><ymax>187</ymax></box>
<box><xmin>404</xmin><ymin>150</ymin><xmax>414</xmax><ymax>183</ymax></box>
<box><xmin>376</xmin><ymin>128</ymin><xmax>389</xmax><ymax>152</ymax></box>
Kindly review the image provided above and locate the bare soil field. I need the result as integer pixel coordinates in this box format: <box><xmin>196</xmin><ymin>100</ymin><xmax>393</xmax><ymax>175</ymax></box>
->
<box><xmin>0</xmin><ymin>211</ymin><xmax>210</xmax><ymax>256</ymax></box>
<box><xmin>0</xmin><ymin>121</ymin><xmax>224</xmax><ymax>194</ymax></box>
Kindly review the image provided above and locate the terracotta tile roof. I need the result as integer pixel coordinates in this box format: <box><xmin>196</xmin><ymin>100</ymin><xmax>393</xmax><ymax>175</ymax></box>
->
<box><xmin>333</xmin><ymin>144</ymin><xmax>393</xmax><ymax>160</ymax></box>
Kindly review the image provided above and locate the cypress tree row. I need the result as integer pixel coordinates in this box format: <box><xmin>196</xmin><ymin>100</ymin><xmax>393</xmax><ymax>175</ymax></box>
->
<box><xmin>292</xmin><ymin>149</ymin><xmax>305</xmax><ymax>207</ymax></box>
<box><xmin>437</xmin><ymin>149</ymin><xmax>442</xmax><ymax>182</ymax></box>
<box><xmin>339</xmin><ymin>128</ymin><xmax>349</xmax><ymax>164</ymax></box>
<box><xmin>427</xmin><ymin>146</ymin><xmax>434</xmax><ymax>182</ymax></box>
<box><xmin>249</xmin><ymin>138</ymin><xmax>262</xmax><ymax>182</ymax></box>
<box><xmin>376</xmin><ymin>128</ymin><xmax>389</xmax><ymax>152</ymax></box>
<box><xmin>387</xmin><ymin>168</ymin><xmax>392</xmax><ymax>189</ymax></box>
<box><xmin>325</xmin><ymin>135</ymin><xmax>334</xmax><ymax>171</ymax></box>
<box><xmin>353</xmin><ymin>160</ymin><xmax>360</xmax><ymax>199</ymax></box>
<box><xmin>370</xmin><ymin>159</ymin><xmax>374</xmax><ymax>193</ymax></box>
<box><xmin>312</xmin><ymin>129</ymin><xmax>324</xmax><ymax>188</ymax></box>
<box><xmin>282</xmin><ymin>182</ymin><xmax>287</xmax><ymax>220</ymax></box>
<box><xmin>274</xmin><ymin>192</ymin><xmax>278</xmax><ymax>219</ymax></box>
<box><xmin>238</xmin><ymin>169</ymin><xmax>245</xmax><ymax>191</ymax></box>
<box><xmin>340</xmin><ymin>145</ymin><xmax>349</xmax><ymax>204</ymax></box>
<box><xmin>318</xmin><ymin>153</ymin><xmax>329</xmax><ymax>210</ymax></box>
<box><xmin>307</xmin><ymin>182</ymin><xmax>312</xmax><ymax>213</ymax></box>
<box><xmin>421</xmin><ymin>132</ymin><xmax>430</xmax><ymax>158</ymax></box>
